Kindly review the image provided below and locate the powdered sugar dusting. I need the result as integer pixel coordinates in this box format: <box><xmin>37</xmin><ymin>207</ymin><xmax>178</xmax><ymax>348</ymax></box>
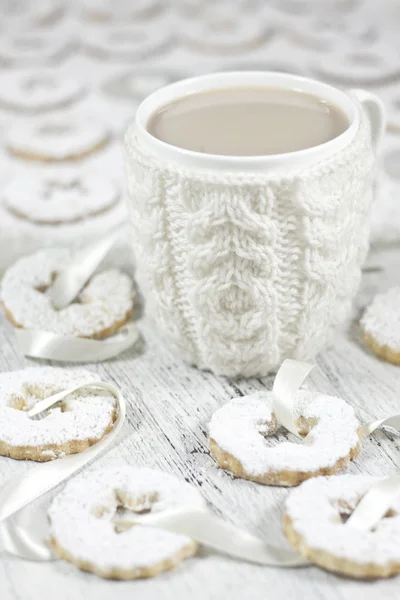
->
<box><xmin>0</xmin><ymin>248</ymin><xmax>134</xmax><ymax>337</ymax></box>
<box><xmin>6</xmin><ymin>117</ymin><xmax>109</xmax><ymax>160</ymax></box>
<box><xmin>361</xmin><ymin>286</ymin><xmax>400</xmax><ymax>350</ymax></box>
<box><xmin>0</xmin><ymin>366</ymin><xmax>116</xmax><ymax>450</ymax></box>
<box><xmin>0</xmin><ymin>69</ymin><xmax>84</xmax><ymax>113</ymax></box>
<box><xmin>49</xmin><ymin>466</ymin><xmax>206</xmax><ymax>572</ymax></box>
<box><xmin>285</xmin><ymin>475</ymin><xmax>400</xmax><ymax>565</ymax></box>
<box><xmin>3</xmin><ymin>171</ymin><xmax>119</xmax><ymax>224</ymax></box>
<box><xmin>209</xmin><ymin>390</ymin><xmax>360</xmax><ymax>475</ymax></box>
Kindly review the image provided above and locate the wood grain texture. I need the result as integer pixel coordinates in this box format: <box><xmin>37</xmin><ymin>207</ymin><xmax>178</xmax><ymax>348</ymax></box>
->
<box><xmin>0</xmin><ymin>247</ymin><xmax>400</xmax><ymax>600</ymax></box>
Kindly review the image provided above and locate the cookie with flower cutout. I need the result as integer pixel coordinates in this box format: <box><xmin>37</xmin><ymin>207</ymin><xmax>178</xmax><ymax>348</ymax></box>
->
<box><xmin>0</xmin><ymin>248</ymin><xmax>135</xmax><ymax>339</ymax></box>
<box><xmin>6</xmin><ymin>117</ymin><xmax>110</xmax><ymax>163</ymax></box>
<box><xmin>3</xmin><ymin>171</ymin><xmax>120</xmax><ymax>225</ymax></box>
<box><xmin>361</xmin><ymin>286</ymin><xmax>400</xmax><ymax>365</ymax></box>
<box><xmin>48</xmin><ymin>466</ymin><xmax>206</xmax><ymax>579</ymax></box>
<box><xmin>284</xmin><ymin>475</ymin><xmax>400</xmax><ymax>579</ymax></box>
<box><xmin>0</xmin><ymin>69</ymin><xmax>84</xmax><ymax>113</ymax></box>
<box><xmin>0</xmin><ymin>367</ymin><xmax>117</xmax><ymax>461</ymax></box>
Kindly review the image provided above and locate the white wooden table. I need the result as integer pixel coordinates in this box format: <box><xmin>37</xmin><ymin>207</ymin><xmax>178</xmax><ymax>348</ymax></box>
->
<box><xmin>1</xmin><ymin>245</ymin><xmax>400</xmax><ymax>600</ymax></box>
<box><xmin>1</xmin><ymin>0</ymin><xmax>400</xmax><ymax>597</ymax></box>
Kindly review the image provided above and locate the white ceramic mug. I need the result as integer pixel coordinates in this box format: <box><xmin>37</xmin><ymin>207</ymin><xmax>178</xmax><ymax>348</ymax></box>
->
<box><xmin>125</xmin><ymin>71</ymin><xmax>385</xmax><ymax>378</ymax></box>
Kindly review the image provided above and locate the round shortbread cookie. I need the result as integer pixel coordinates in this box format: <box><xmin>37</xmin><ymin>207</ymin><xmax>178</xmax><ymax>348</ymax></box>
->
<box><xmin>6</xmin><ymin>118</ymin><xmax>110</xmax><ymax>162</ymax></box>
<box><xmin>102</xmin><ymin>69</ymin><xmax>183</xmax><ymax>103</ymax></box>
<box><xmin>48</xmin><ymin>466</ymin><xmax>205</xmax><ymax>579</ymax></box>
<box><xmin>0</xmin><ymin>367</ymin><xmax>117</xmax><ymax>461</ymax></box>
<box><xmin>0</xmin><ymin>0</ymin><xmax>63</xmax><ymax>27</ymax></box>
<box><xmin>182</xmin><ymin>12</ymin><xmax>270</xmax><ymax>53</ymax></box>
<box><xmin>3</xmin><ymin>171</ymin><xmax>119</xmax><ymax>225</ymax></box>
<box><xmin>0</xmin><ymin>69</ymin><xmax>84</xmax><ymax>113</ymax></box>
<box><xmin>284</xmin><ymin>475</ymin><xmax>400</xmax><ymax>579</ymax></box>
<box><xmin>209</xmin><ymin>390</ymin><xmax>361</xmax><ymax>486</ymax></box>
<box><xmin>1</xmin><ymin>248</ymin><xmax>134</xmax><ymax>338</ymax></box>
<box><xmin>0</xmin><ymin>30</ymin><xmax>74</xmax><ymax>66</ymax></box>
<box><xmin>0</xmin><ymin>198</ymin><xmax>129</xmax><ymax>273</ymax></box>
<box><xmin>84</xmin><ymin>24</ymin><xmax>172</xmax><ymax>61</ymax></box>
<box><xmin>361</xmin><ymin>287</ymin><xmax>400</xmax><ymax>365</ymax></box>
<box><xmin>81</xmin><ymin>0</ymin><xmax>161</xmax><ymax>21</ymax></box>
<box><xmin>312</xmin><ymin>45</ymin><xmax>400</xmax><ymax>86</ymax></box>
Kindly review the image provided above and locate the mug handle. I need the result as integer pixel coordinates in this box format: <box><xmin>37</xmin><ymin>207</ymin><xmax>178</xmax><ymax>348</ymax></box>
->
<box><xmin>348</xmin><ymin>88</ymin><xmax>386</xmax><ymax>154</ymax></box>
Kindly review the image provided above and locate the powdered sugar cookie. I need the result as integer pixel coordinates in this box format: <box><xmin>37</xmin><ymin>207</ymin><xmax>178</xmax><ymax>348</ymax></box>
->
<box><xmin>103</xmin><ymin>69</ymin><xmax>182</xmax><ymax>103</ymax></box>
<box><xmin>0</xmin><ymin>30</ymin><xmax>74</xmax><ymax>66</ymax></box>
<box><xmin>183</xmin><ymin>12</ymin><xmax>270</xmax><ymax>53</ymax></box>
<box><xmin>0</xmin><ymin>69</ymin><xmax>84</xmax><ymax>113</ymax></box>
<box><xmin>49</xmin><ymin>466</ymin><xmax>205</xmax><ymax>579</ymax></box>
<box><xmin>6</xmin><ymin>118</ymin><xmax>110</xmax><ymax>163</ymax></box>
<box><xmin>1</xmin><ymin>248</ymin><xmax>134</xmax><ymax>338</ymax></box>
<box><xmin>3</xmin><ymin>172</ymin><xmax>119</xmax><ymax>225</ymax></box>
<box><xmin>0</xmin><ymin>0</ymin><xmax>63</xmax><ymax>27</ymax></box>
<box><xmin>361</xmin><ymin>287</ymin><xmax>400</xmax><ymax>365</ymax></box>
<box><xmin>284</xmin><ymin>475</ymin><xmax>400</xmax><ymax>579</ymax></box>
<box><xmin>0</xmin><ymin>367</ymin><xmax>117</xmax><ymax>461</ymax></box>
<box><xmin>209</xmin><ymin>390</ymin><xmax>361</xmax><ymax>486</ymax></box>
<box><xmin>82</xmin><ymin>0</ymin><xmax>161</xmax><ymax>21</ymax></box>
<box><xmin>312</xmin><ymin>45</ymin><xmax>400</xmax><ymax>86</ymax></box>
<box><xmin>84</xmin><ymin>24</ymin><xmax>172</xmax><ymax>61</ymax></box>
<box><xmin>0</xmin><ymin>196</ymin><xmax>129</xmax><ymax>273</ymax></box>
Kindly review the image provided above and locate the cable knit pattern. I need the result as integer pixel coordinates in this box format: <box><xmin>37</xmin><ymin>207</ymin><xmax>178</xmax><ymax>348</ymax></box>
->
<box><xmin>124</xmin><ymin>113</ymin><xmax>374</xmax><ymax>377</ymax></box>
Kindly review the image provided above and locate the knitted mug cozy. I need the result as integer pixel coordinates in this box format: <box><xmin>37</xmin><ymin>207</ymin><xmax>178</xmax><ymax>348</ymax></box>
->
<box><xmin>124</xmin><ymin>113</ymin><xmax>374</xmax><ymax>377</ymax></box>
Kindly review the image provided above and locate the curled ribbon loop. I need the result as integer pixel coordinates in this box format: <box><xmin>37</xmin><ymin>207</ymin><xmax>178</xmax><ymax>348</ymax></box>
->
<box><xmin>272</xmin><ymin>359</ymin><xmax>315</xmax><ymax>437</ymax></box>
<box><xmin>5</xmin><ymin>476</ymin><xmax>400</xmax><ymax>568</ymax></box>
<box><xmin>114</xmin><ymin>509</ymin><xmax>308</xmax><ymax>567</ymax></box>
<box><xmin>0</xmin><ymin>381</ymin><xmax>125</xmax><ymax>527</ymax></box>
<box><xmin>347</xmin><ymin>476</ymin><xmax>400</xmax><ymax>531</ymax></box>
<box><xmin>49</xmin><ymin>229</ymin><xmax>121</xmax><ymax>310</ymax></box>
<box><xmin>2</xmin><ymin>360</ymin><xmax>400</xmax><ymax>570</ymax></box>
<box><xmin>15</xmin><ymin>322</ymin><xmax>139</xmax><ymax>363</ymax></box>
<box><xmin>361</xmin><ymin>414</ymin><xmax>400</xmax><ymax>438</ymax></box>
<box><xmin>12</xmin><ymin>228</ymin><xmax>140</xmax><ymax>362</ymax></box>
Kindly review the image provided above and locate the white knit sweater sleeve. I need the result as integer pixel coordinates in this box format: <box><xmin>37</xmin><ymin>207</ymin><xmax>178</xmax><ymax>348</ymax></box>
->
<box><xmin>124</xmin><ymin>114</ymin><xmax>374</xmax><ymax>377</ymax></box>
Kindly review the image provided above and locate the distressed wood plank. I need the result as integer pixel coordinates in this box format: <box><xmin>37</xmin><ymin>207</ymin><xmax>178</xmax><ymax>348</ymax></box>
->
<box><xmin>1</xmin><ymin>246</ymin><xmax>400</xmax><ymax>600</ymax></box>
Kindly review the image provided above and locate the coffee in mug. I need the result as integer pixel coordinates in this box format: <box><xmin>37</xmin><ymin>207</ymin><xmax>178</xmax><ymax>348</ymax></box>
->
<box><xmin>147</xmin><ymin>87</ymin><xmax>349</xmax><ymax>156</ymax></box>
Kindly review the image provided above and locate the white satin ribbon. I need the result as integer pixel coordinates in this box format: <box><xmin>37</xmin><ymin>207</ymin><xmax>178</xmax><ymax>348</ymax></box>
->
<box><xmin>2</xmin><ymin>360</ymin><xmax>400</xmax><ymax>571</ymax></box>
<box><xmin>12</xmin><ymin>227</ymin><xmax>139</xmax><ymax>362</ymax></box>
<box><xmin>347</xmin><ymin>476</ymin><xmax>400</xmax><ymax>531</ymax></box>
<box><xmin>5</xmin><ymin>475</ymin><xmax>400</xmax><ymax>569</ymax></box>
<box><xmin>114</xmin><ymin>509</ymin><xmax>308</xmax><ymax>567</ymax></box>
<box><xmin>360</xmin><ymin>414</ymin><xmax>400</xmax><ymax>438</ymax></box>
<box><xmin>49</xmin><ymin>229</ymin><xmax>121</xmax><ymax>310</ymax></box>
<box><xmin>272</xmin><ymin>359</ymin><xmax>315</xmax><ymax>437</ymax></box>
<box><xmin>15</xmin><ymin>323</ymin><xmax>139</xmax><ymax>363</ymax></box>
<box><xmin>0</xmin><ymin>380</ymin><xmax>125</xmax><ymax>558</ymax></box>
<box><xmin>271</xmin><ymin>359</ymin><xmax>400</xmax><ymax>442</ymax></box>
<box><xmin>116</xmin><ymin>473</ymin><xmax>400</xmax><ymax>561</ymax></box>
